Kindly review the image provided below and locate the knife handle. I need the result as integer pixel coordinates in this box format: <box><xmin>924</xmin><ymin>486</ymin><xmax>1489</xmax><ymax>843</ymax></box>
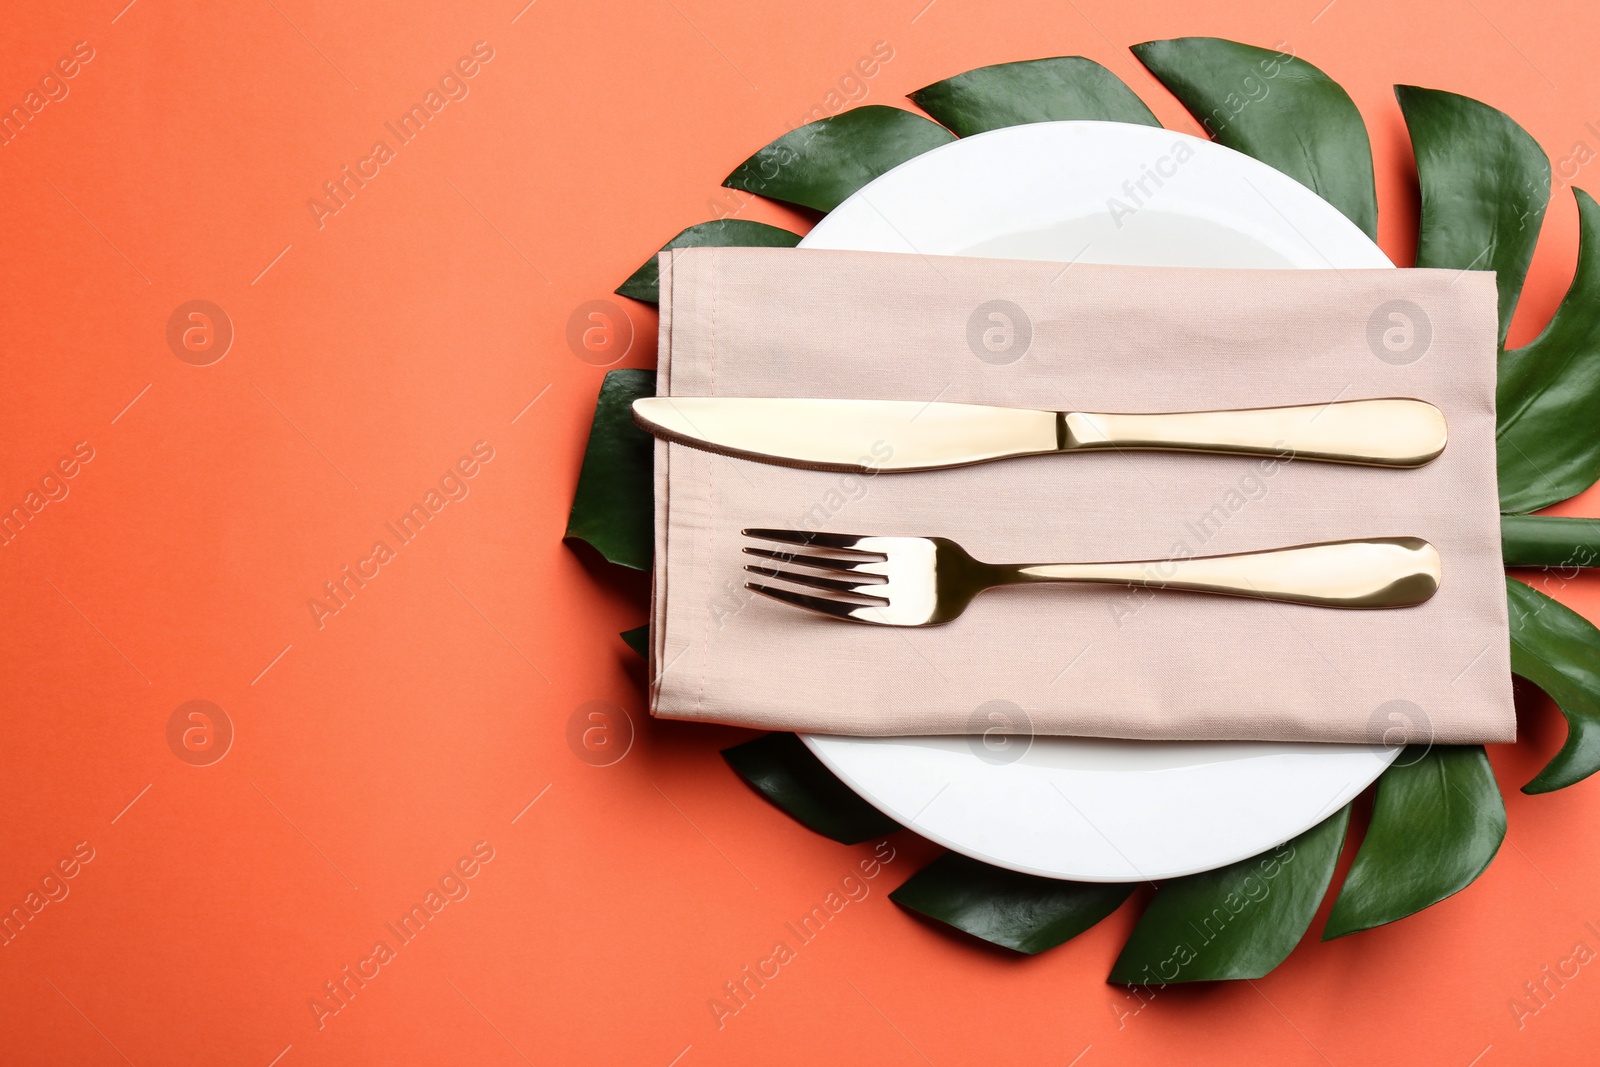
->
<box><xmin>1061</xmin><ymin>398</ymin><xmax>1447</xmax><ymax>468</ymax></box>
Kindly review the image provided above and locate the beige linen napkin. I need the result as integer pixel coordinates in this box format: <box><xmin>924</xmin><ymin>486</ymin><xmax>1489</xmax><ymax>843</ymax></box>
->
<box><xmin>649</xmin><ymin>247</ymin><xmax>1514</xmax><ymax>744</ymax></box>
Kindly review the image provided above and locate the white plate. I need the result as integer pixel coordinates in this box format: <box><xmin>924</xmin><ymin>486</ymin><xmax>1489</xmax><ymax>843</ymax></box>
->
<box><xmin>797</xmin><ymin>121</ymin><xmax>1398</xmax><ymax>882</ymax></box>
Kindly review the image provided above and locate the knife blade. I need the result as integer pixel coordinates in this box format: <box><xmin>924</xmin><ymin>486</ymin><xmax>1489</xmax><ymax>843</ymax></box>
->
<box><xmin>631</xmin><ymin>396</ymin><xmax>1447</xmax><ymax>472</ymax></box>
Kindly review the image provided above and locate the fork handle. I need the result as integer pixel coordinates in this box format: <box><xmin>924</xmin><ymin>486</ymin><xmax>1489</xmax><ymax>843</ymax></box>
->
<box><xmin>1061</xmin><ymin>399</ymin><xmax>1447</xmax><ymax>468</ymax></box>
<box><xmin>1008</xmin><ymin>537</ymin><xmax>1441</xmax><ymax>609</ymax></box>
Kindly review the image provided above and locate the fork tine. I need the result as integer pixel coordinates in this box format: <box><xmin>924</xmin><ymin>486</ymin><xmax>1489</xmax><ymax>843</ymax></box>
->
<box><xmin>741</xmin><ymin>546</ymin><xmax>885</xmax><ymax>577</ymax></box>
<box><xmin>743</xmin><ymin>564</ymin><xmax>890</xmax><ymax>602</ymax></box>
<box><xmin>746</xmin><ymin>582</ymin><xmax>872</xmax><ymax>622</ymax></box>
<box><xmin>741</xmin><ymin>528</ymin><xmax>882</xmax><ymax>556</ymax></box>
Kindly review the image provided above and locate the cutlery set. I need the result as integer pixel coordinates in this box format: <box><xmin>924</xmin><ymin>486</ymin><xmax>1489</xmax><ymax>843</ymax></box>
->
<box><xmin>634</xmin><ymin>394</ymin><xmax>1448</xmax><ymax>626</ymax></box>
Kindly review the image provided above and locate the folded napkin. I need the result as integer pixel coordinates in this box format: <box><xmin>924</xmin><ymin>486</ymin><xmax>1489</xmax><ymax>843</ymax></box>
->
<box><xmin>649</xmin><ymin>247</ymin><xmax>1514</xmax><ymax>744</ymax></box>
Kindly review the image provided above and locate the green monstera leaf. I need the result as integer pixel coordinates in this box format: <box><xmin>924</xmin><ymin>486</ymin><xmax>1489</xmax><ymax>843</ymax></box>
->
<box><xmin>1323</xmin><ymin>747</ymin><xmax>1505</xmax><ymax>939</ymax></box>
<box><xmin>1497</xmin><ymin>188</ymin><xmax>1600</xmax><ymax>512</ymax></box>
<box><xmin>581</xmin><ymin>39</ymin><xmax>1600</xmax><ymax>984</ymax></box>
<box><xmin>722</xmin><ymin>733</ymin><xmax>901</xmax><ymax>844</ymax></box>
<box><xmin>1398</xmin><ymin>85</ymin><xmax>1551</xmax><ymax>346</ymax></box>
<box><xmin>1507</xmin><ymin>578</ymin><xmax>1600</xmax><ymax>794</ymax></box>
<box><xmin>723</xmin><ymin>105</ymin><xmax>955</xmax><ymax>212</ymax></box>
<box><xmin>891</xmin><ymin>852</ymin><xmax>1133</xmax><ymax>954</ymax></box>
<box><xmin>1132</xmin><ymin>37</ymin><xmax>1377</xmax><ymax>238</ymax></box>
<box><xmin>1502</xmin><ymin>515</ymin><xmax>1600</xmax><ymax>568</ymax></box>
<box><xmin>1110</xmin><ymin>807</ymin><xmax>1348</xmax><ymax>984</ymax></box>
<box><xmin>564</xmin><ymin>369</ymin><xmax>655</xmax><ymax>571</ymax></box>
<box><xmin>616</xmin><ymin>220</ymin><xmax>802</xmax><ymax>304</ymax></box>
<box><xmin>910</xmin><ymin>56</ymin><xmax>1158</xmax><ymax>135</ymax></box>
<box><xmin>620</xmin><ymin>625</ymin><xmax>649</xmax><ymax>658</ymax></box>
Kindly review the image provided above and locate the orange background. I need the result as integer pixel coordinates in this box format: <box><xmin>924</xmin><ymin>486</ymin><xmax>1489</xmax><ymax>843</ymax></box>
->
<box><xmin>3</xmin><ymin>0</ymin><xmax>1599</xmax><ymax>1063</ymax></box>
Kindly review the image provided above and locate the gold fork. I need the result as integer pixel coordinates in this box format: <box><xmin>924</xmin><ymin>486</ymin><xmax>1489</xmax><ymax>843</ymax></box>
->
<box><xmin>741</xmin><ymin>529</ymin><xmax>1441</xmax><ymax>626</ymax></box>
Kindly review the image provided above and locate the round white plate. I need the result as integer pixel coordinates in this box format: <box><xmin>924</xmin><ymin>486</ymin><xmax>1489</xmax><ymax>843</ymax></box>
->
<box><xmin>797</xmin><ymin>120</ymin><xmax>1398</xmax><ymax>882</ymax></box>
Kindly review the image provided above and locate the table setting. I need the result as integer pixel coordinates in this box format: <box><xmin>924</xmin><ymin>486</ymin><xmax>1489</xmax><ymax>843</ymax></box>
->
<box><xmin>16</xmin><ymin>5</ymin><xmax>1600</xmax><ymax>1062</ymax></box>
<box><xmin>567</xmin><ymin>37</ymin><xmax>1600</xmax><ymax>981</ymax></box>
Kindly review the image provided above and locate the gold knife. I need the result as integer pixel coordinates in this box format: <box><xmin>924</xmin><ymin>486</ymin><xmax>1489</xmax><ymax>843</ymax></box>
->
<box><xmin>632</xmin><ymin>396</ymin><xmax>1447</xmax><ymax>473</ymax></box>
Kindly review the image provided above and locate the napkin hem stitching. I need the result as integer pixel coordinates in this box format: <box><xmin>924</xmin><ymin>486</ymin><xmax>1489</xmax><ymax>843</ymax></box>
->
<box><xmin>693</xmin><ymin>251</ymin><xmax>722</xmax><ymax>716</ymax></box>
